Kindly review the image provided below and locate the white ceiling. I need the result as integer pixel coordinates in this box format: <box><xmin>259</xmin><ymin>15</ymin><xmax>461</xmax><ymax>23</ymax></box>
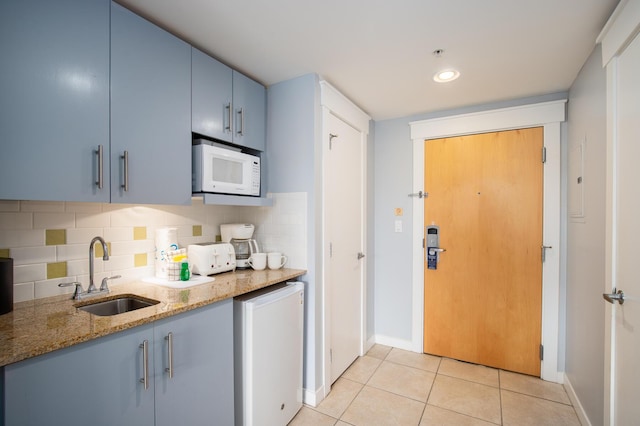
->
<box><xmin>117</xmin><ymin>0</ymin><xmax>619</xmax><ymax>120</ymax></box>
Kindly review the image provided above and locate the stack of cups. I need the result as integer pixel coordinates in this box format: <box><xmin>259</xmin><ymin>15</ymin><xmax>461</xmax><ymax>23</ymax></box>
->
<box><xmin>155</xmin><ymin>228</ymin><xmax>178</xmax><ymax>279</ymax></box>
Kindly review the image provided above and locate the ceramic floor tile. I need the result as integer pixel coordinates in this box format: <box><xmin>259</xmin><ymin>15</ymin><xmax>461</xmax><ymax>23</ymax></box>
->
<box><xmin>499</xmin><ymin>370</ymin><xmax>570</xmax><ymax>404</ymax></box>
<box><xmin>420</xmin><ymin>405</ymin><xmax>498</xmax><ymax>426</ymax></box>
<box><xmin>428</xmin><ymin>375</ymin><xmax>501</xmax><ymax>424</ymax></box>
<box><xmin>367</xmin><ymin>360</ymin><xmax>436</xmax><ymax>402</ymax></box>
<box><xmin>288</xmin><ymin>406</ymin><xmax>337</xmax><ymax>426</ymax></box>
<box><xmin>501</xmin><ymin>389</ymin><xmax>580</xmax><ymax>426</ymax></box>
<box><xmin>386</xmin><ymin>348</ymin><xmax>441</xmax><ymax>372</ymax></box>
<box><xmin>438</xmin><ymin>358</ymin><xmax>499</xmax><ymax>387</ymax></box>
<box><xmin>314</xmin><ymin>378</ymin><xmax>363</xmax><ymax>419</ymax></box>
<box><xmin>366</xmin><ymin>344</ymin><xmax>392</xmax><ymax>360</ymax></box>
<box><xmin>340</xmin><ymin>355</ymin><xmax>382</xmax><ymax>384</ymax></box>
<box><xmin>340</xmin><ymin>386</ymin><xmax>425</xmax><ymax>426</ymax></box>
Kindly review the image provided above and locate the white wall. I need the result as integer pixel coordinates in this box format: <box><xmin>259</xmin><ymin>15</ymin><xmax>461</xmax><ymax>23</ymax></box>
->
<box><xmin>565</xmin><ymin>44</ymin><xmax>607</xmax><ymax>425</ymax></box>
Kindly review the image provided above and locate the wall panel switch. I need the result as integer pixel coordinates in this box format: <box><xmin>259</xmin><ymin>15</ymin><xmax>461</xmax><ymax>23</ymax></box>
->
<box><xmin>394</xmin><ymin>220</ymin><xmax>402</xmax><ymax>233</ymax></box>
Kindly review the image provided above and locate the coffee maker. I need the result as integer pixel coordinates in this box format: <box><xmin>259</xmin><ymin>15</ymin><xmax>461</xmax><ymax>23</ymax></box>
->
<box><xmin>220</xmin><ymin>224</ymin><xmax>260</xmax><ymax>269</ymax></box>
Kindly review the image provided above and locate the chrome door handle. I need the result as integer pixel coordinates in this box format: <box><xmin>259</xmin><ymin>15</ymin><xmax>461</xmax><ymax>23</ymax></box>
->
<box><xmin>237</xmin><ymin>107</ymin><xmax>244</xmax><ymax>136</ymax></box>
<box><xmin>165</xmin><ymin>332</ymin><xmax>174</xmax><ymax>378</ymax></box>
<box><xmin>225</xmin><ymin>103</ymin><xmax>232</xmax><ymax>132</ymax></box>
<box><xmin>357</xmin><ymin>252</ymin><xmax>365</xmax><ymax>260</ymax></box>
<box><xmin>428</xmin><ymin>248</ymin><xmax>446</xmax><ymax>255</ymax></box>
<box><xmin>95</xmin><ymin>145</ymin><xmax>104</xmax><ymax>189</ymax></box>
<box><xmin>121</xmin><ymin>151</ymin><xmax>129</xmax><ymax>192</ymax></box>
<box><xmin>603</xmin><ymin>288</ymin><xmax>625</xmax><ymax>305</ymax></box>
<box><xmin>139</xmin><ymin>340</ymin><xmax>149</xmax><ymax>390</ymax></box>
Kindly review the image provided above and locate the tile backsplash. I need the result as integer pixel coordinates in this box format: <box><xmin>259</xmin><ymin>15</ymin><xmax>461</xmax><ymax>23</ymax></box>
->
<box><xmin>0</xmin><ymin>193</ymin><xmax>307</xmax><ymax>303</ymax></box>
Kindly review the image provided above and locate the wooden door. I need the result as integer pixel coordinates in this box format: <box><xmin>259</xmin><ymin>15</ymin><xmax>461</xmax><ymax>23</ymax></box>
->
<box><xmin>423</xmin><ymin>128</ymin><xmax>543</xmax><ymax>376</ymax></box>
<box><xmin>326</xmin><ymin>112</ymin><xmax>365</xmax><ymax>383</ymax></box>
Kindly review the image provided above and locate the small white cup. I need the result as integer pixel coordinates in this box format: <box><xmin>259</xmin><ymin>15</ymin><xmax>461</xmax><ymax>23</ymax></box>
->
<box><xmin>247</xmin><ymin>253</ymin><xmax>267</xmax><ymax>271</ymax></box>
<box><xmin>268</xmin><ymin>252</ymin><xmax>288</xmax><ymax>270</ymax></box>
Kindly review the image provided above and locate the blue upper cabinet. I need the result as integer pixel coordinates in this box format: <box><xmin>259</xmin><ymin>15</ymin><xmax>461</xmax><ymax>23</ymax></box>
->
<box><xmin>233</xmin><ymin>71</ymin><xmax>267</xmax><ymax>151</ymax></box>
<box><xmin>192</xmin><ymin>48</ymin><xmax>266</xmax><ymax>151</ymax></box>
<box><xmin>0</xmin><ymin>0</ymin><xmax>110</xmax><ymax>202</ymax></box>
<box><xmin>192</xmin><ymin>48</ymin><xmax>233</xmax><ymax>143</ymax></box>
<box><xmin>111</xmin><ymin>3</ymin><xmax>192</xmax><ymax>205</ymax></box>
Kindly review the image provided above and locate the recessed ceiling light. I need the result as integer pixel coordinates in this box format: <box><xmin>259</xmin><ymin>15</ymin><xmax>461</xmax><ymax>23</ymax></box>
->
<box><xmin>433</xmin><ymin>69</ymin><xmax>460</xmax><ymax>83</ymax></box>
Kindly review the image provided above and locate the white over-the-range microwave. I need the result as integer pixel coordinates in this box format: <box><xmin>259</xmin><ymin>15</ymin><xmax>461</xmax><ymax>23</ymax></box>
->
<box><xmin>192</xmin><ymin>141</ymin><xmax>260</xmax><ymax>196</ymax></box>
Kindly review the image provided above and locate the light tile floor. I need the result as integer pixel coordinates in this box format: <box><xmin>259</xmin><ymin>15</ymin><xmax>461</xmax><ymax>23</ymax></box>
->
<box><xmin>289</xmin><ymin>345</ymin><xmax>581</xmax><ymax>426</ymax></box>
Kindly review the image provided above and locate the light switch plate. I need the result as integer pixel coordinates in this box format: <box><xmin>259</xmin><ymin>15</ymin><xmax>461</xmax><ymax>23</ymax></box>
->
<box><xmin>394</xmin><ymin>220</ymin><xmax>402</xmax><ymax>233</ymax></box>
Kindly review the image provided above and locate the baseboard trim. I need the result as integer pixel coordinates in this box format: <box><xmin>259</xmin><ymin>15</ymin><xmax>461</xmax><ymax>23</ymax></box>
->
<box><xmin>373</xmin><ymin>334</ymin><xmax>415</xmax><ymax>352</ymax></box>
<box><xmin>303</xmin><ymin>384</ymin><xmax>324</xmax><ymax>407</ymax></box>
<box><xmin>564</xmin><ymin>373</ymin><xmax>592</xmax><ymax>426</ymax></box>
<box><xmin>365</xmin><ymin>335</ymin><xmax>376</xmax><ymax>353</ymax></box>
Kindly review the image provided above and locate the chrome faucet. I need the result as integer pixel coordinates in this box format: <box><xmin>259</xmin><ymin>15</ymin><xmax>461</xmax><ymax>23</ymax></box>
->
<box><xmin>59</xmin><ymin>236</ymin><xmax>120</xmax><ymax>300</ymax></box>
<box><xmin>88</xmin><ymin>236</ymin><xmax>109</xmax><ymax>293</ymax></box>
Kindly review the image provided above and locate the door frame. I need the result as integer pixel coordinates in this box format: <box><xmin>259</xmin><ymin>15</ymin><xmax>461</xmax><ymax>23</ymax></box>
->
<box><xmin>409</xmin><ymin>100</ymin><xmax>566</xmax><ymax>382</ymax></box>
<box><xmin>319</xmin><ymin>81</ymin><xmax>371</xmax><ymax>400</ymax></box>
<box><xmin>597</xmin><ymin>1</ymin><xmax>640</xmax><ymax>423</ymax></box>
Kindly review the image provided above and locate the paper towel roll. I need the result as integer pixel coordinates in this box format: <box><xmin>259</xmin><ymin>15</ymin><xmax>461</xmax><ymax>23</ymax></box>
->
<box><xmin>0</xmin><ymin>257</ymin><xmax>13</xmax><ymax>315</ymax></box>
<box><xmin>155</xmin><ymin>228</ymin><xmax>178</xmax><ymax>278</ymax></box>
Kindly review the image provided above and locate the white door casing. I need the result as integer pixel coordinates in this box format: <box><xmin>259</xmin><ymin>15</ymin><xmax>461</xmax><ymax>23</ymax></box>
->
<box><xmin>598</xmin><ymin>1</ymin><xmax>640</xmax><ymax>423</ymax></box>
<box><xmin>410</xmin><ymin>100</ymin><xmax>566</xmax><ymax>382</ymax></box>
<box><xmin>319</xmin><ymin>81</ymin><xmax>370</xmax><ymax>399</ymax></box>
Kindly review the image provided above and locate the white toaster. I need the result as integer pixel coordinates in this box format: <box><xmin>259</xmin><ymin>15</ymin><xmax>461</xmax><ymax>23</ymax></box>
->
<box><xmin>188</xmin><ymin>242</ymin><xmax>236</xmax><ymax>276</ymax></box>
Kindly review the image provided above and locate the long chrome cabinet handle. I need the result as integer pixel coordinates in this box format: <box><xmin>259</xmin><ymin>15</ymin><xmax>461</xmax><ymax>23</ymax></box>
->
<box><xmin>139</xmin><ymin>340</ymin><xmax>149</xmax><ymax>390</ymax></box>
<box><xmin>95</xmin><ymin>145</ymin><xmax>104</xmax><ymax>189</ymax></box>
<box><xmin>237</xmin><ymin>107</ymin><xmax>245</xmax><ymax>136</ymax></box>
<box><xmin>121</xmin><ymin>151</ymin><xmax>129</xmax><ymax>192</ymax></box>
<box><xmin>225</xmin><ymin>103</ymin><xmax>232</xmax><ymax>132</ymax></box>
<box><xmin>165</xmin><ymin>332</ymin><xmax>174</xmax><ymax>378</ymax></box>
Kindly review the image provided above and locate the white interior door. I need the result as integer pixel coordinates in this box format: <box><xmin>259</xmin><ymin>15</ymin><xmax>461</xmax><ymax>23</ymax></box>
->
<box><xmin>326</xmin><ymin>112</ymin><xmax>364</xmax><ymax>383</ymax></box>
<box><xmin>605</xmin><ymin>29</ymin><xmax>640</xmax><ymax>425</ymax></box>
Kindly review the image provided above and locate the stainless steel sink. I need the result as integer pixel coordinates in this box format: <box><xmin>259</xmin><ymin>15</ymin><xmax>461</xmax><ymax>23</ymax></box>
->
<box><xmin>77</xmin><ymin>295</ymin><xmax>160</xmax><ymax>316</ymax></box>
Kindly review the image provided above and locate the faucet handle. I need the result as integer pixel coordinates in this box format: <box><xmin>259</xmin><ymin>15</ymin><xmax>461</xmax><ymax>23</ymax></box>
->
<box><xmin>99</xmin><ymin>275</ymin><xmax>121</xmax><ymax>292</ymax></box>
<box><xmin>58</xmin><ymin>282</ymin><xmax>85</xmax><ymax>300</ymax></box>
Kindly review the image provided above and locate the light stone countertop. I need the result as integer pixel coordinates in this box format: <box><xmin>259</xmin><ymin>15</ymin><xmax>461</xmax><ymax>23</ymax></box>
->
<box><xmin>0</xmin><ymin>268</ymin><xmax>306</xmax><ymax>367</ymax></box>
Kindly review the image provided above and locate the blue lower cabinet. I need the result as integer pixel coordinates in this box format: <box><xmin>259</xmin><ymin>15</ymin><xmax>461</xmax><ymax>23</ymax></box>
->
<box><xmin>3</xmin><ymin>300</ymin><xmax>234</xmax><ymax>426</ymax></box>
<box><xmin>154</xmin><ymin>300</ymin><xmax>234</xmax><ymax>426</ymax></box>
<box><xmin>4</xmin><ymin>324</ymin><xmax>155</xmax><ymax>426</ymax></box>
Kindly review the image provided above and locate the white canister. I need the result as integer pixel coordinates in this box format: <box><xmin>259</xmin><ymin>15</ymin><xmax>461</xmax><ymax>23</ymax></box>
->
<box><xmin>155</xmin><ymin>227</ymin><xmax>178</xmax><ymax>278</ymax></box>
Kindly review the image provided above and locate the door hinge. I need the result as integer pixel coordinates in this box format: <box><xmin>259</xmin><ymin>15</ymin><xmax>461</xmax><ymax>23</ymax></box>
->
<box><xmin>539</xmin><ymin>344</ymin><xmax>544</xmax><ymax>361</ymax></box>
<box><xmin>542</xmin><ymin>147</ymin><xmax>547</xmax><ymax>163</ymax></box>
<box><xmin>330</xmin><ymin>348</ymin><xmax>333</xmax><ymax>363</ymax></box>
<box><xmin>329</xmin><ymin>242</ymin><xmax>333</xmax><ymax>258</ymax></box>
<box><xmin>422</xmin><ymin>238</ymin><xmax>425</xmax><ymax>249</ymax></box>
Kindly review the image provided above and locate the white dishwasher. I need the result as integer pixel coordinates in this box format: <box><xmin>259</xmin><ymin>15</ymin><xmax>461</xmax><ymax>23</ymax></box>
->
<box><xmin>234</xmin><ymin>282</ymin><xmax>305</xmax><ymax>426</ymax></box>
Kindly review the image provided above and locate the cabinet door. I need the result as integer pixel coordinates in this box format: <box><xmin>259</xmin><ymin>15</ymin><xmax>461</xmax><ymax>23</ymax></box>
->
<box><xmin>154</xmin><ymin>299</ymin><xmax>234</xmax><ymax>426</ymax></box>
<box><xmin>111</xmin><ymin>3</ymin><xmax>191</xmax><ymax>205</ymax></box>
<box><xmin>192</xmin><ymin>47</ymin><xmax>234</xmax><ymax>143</ymax></box>
<box><xmin>4</xmin><ymin>325</ymin><xmax>155</xmax><ymax>426</ymax></box>
<box><xmin>0</xmin><ymin>0</ymin><xmax>110</xmax><ymax>202</ymax></box>
<box><xmin>232</xmin><ymin>71</ymin><xmax>267</xmax><ymax>151</ymax></box>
